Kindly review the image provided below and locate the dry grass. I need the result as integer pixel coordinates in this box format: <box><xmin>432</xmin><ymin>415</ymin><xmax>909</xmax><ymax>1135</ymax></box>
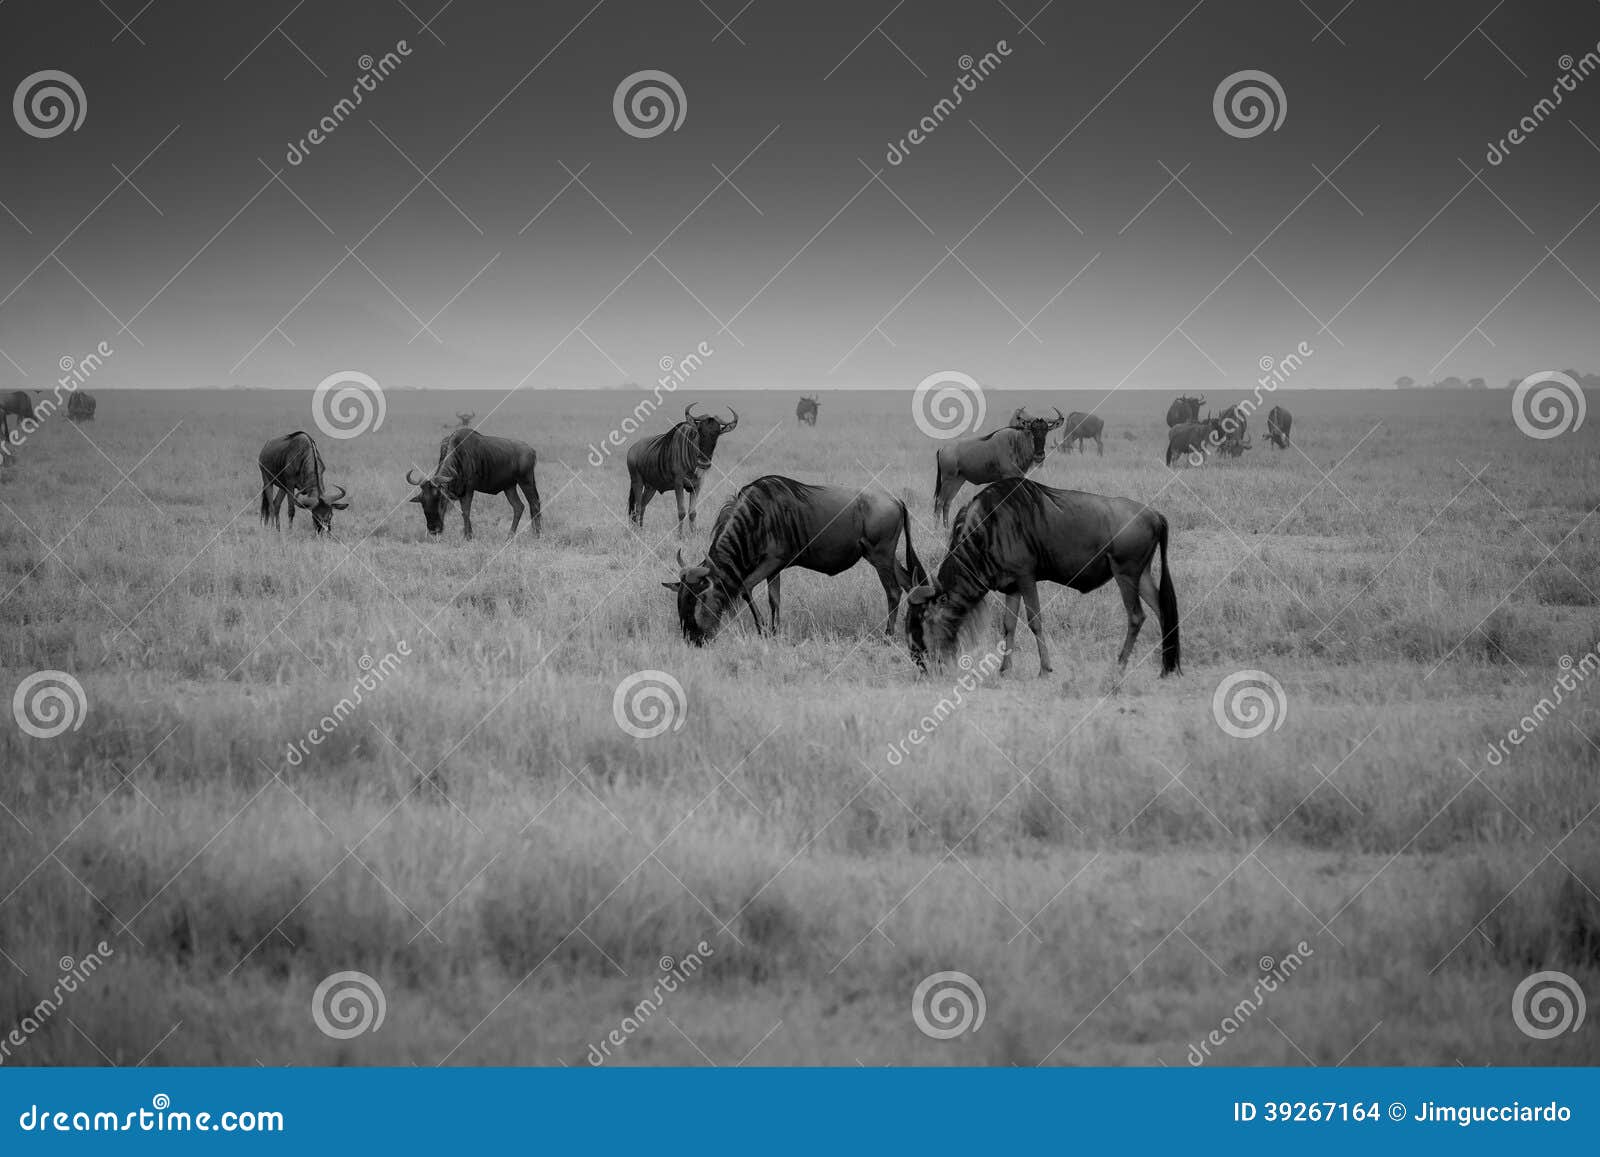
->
<box><xmin>1</xmin><ymin>386</ymin><xmax>1597</xmax><ymax>1066</ymax></box>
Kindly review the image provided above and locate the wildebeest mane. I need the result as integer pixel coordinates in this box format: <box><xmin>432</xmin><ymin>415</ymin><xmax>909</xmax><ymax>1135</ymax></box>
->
<box><xmin>278</xmin><ymin>430</ymin><xmax>326</xmax><ymax>492</ymax></box>
<box><xmin>436</xmin><ymin>428</ymin><xmax>488</xmax><ymax>497</ymax></box>
<box><xmin>709</xmin><ymin>475</ymin><xmax>824</xmax><ymax>581</ymax></box>
<box><xmin>939</xmin><ymin>478</ymin><xmax>1066</xmax><ymax>605</ymax></box>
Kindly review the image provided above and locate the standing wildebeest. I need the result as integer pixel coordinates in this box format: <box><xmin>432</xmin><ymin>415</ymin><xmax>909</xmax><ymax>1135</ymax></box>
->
<box><xmin>931</xmin><ymin>405</ymin><xmax>1063</xmax><ymax>525</ymax></box>
<box><xmin>796</xmin><ymin>395</ymin><xmax>820</xmax><ymax>426</ymax></box>
<box><xmin>1165</xmin><ymin>394</ymin><xmax>1206</xmax><ymax>427</ymax></box>
<box><xmin>258</xmin><ymin>431</ymin><xmax>348</xmax><ymax>534</ymax></box>
<box><xmin>0</xmin><ymin>390</ymin><xmax>35</xmax><ymax>444</ymax></box>
<box><xmin>406</xmin><ymin>427</ymin><xmax>541</xmax><ymax>540</ymax></box>
<box><xmin>1165</xmin><ymin>416</ymin><xmax>1226</xmax><ymax>466</ymax></box>
<box><xmin>666</xmin><ymin>475</ymin><xmax>924</xmax><ymax>643</ymax></box>
<box><xmin>1216</xmin><ymin>404</ymin><xmax>1251</xmax><ymax>457</ymax></box>
<box><xmin>905</xmin><ymin>477</ymin><xmax>1180</xmax><ymax>677</ymax></box>
<box><xmin>1266</xmin><ymin>405</ymin><xmax>1292</xmax><ymax>448</ymax></box>
<box><xmin>1059</xmin><ymin>411</ymin><xmax>1105</xmax><ymax>456</ymax></box>
<box><xmin>67</xmin><ymin>391</ymin><xmax>96</xmax><ymax>421</ymax></box>
<box><xmin>626</xmin><ymin>403</ymin><xmax>738</xmax><ymax>535</ymax></box>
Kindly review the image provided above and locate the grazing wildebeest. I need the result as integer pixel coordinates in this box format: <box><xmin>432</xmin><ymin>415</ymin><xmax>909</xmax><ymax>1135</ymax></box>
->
<box><xmin>905</xmin><ymin>477</ymin><xmax>1180</xmax><ymax>677</ymax></box>
<box><xmin>1216</xmin><ymin>403</ymin><xmax>1250</xmax><ymax>456</ymax></box>
<box><xmin>0</xmin><ymin>390</ymin><xmax>35</xmax><ymax>444</ymax></box>
<box><xmin>665</xmin><ymin>475</ymin><xmax>925</xmax><ymax>643</ymax></box>
<box><xmin>795</xmin><ymin>395</ymin><xmax>820</xmax><ymax>426</ymax></box>
<box><xmin>626</xmin><ymin>403</ymin><xmax>738</xmax><ymax>535</ymax></box>
<box><xmin>67</xmin><ymin>391</ymin><xmax>96</xmax><ymax>421</ymax></box>
<box><xmin>931</xmin><ymin>405</ymin><xmax>1063</xmax><ymax>525</ymax></box>
<box><xmin>258</xmin><ymin>431</ymin><xmax>348</xmax><ymax>534</ymax></box>
<box><xmin>1059</xmin><ymin>411</ymin><xmax>1105</xmax><ymax>456</ymax></box>
<box><xmin>1165</xmin><ymin>416</ymin><xmax>1226</xmax><ymax>466</ymax></box>
<box><xmin>1266</xmin><ymin>405</ymin><xmax>1292</xmax><ymax>448</ymax></box>
<box><xmin>406</xmin><ymin>427</ymin><xmax>541</xmax><ymax>540</ymax></box>
<box><xmin>1165</xmin><ymin>394</ymin><xmax>1206</xmax><ymax>427</ymax></box>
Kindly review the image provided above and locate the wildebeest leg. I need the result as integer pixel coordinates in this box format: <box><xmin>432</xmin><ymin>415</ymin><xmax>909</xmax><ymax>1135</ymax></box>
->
<box><xmin>520</xmin><ymin>478</ymin><xmax>542</xmax><ymax>536</ymax></box>
<box><xmin>871</xmin><ymin>559</ymin><xmax>901</xmax><ymax>636</ymax></box>
<box><xmin>633</xmin><ymin>485</ymin><xmax>656</xmax><ymax>526</ymax></box>
<box><xmin>935</xmin><ymin>476</ymin><xmax>961</xmax><ymax>526</ymax></box>
<box><xmin>742</xmin><ymin>590</ymin><xmax>764</xmax><ymax>634</ymax></box>
<box><xmin>269</xmin><ymin>486</ymin><xmax>288</xmax><ymax>529</ymax></box>
<box><xmin>672</xmin><ymin>483</ymin><xmax>688</xmax><ymax>537</ymax></box>
<box><xmin>503</xmin><ymin>486</ymin><xmax>523</xmax><ymax>537</ymax></box>
<box><xmin>685</xmin><ymin>482</ymin><xmax>701</xmax><ymax>531</ymax></box>
<box><xmin>1095</xmin><ymin>434</ymin><xmax>1103</xmax><ymax>456</ymax></box>
<box><xmin>459</xmin><ymin>491</ymin><xmax>475</xmax><ymax>540</ymax></box>
<box><xmin>737</xmin><ymin>557</ymin><xmax>784</xmax><ymax>623</ymax></box>
<box><xmin>999</xmin><ymin>593</ymin><xmax>1020</xmax><ymax>673</ymax></box>
<box><xmin>1113</xmin><ymin>569</ymin><xmax>1147</xmax><ymax>667</ymax></box>
<box><xmin>767</xmin><ymin>571</ymin><xmax>781</xmax><ymax>634</ymax></box>
<box><xmin>1019</xmin><ymin>578</ymin><xmax>1052</xmax><ymax>675</ymax></box>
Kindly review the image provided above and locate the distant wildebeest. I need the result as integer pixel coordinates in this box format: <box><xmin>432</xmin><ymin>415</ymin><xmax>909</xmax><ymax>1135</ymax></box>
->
<box><xmin>67</xmin><ymin>391</ymin><xmax>96</xmax><ymax>421</ymax></box>
<box><xmin>905</xmin><ymin>477</ymin><xmax>1180</xmax><ymax>677</ymax></box>
<box><xmin>407</xmin><ymin>427</ymin><xmax>541</xmax><ymax>540</ymax></box>
<box><xmin>1059</xmin><ymin>410</ymin><xmax>1105</xmax><ymax>456</ymax></box>
<box><xmin>665</xmin><ymin>475</ymin><xmax>925</xmax><ymax>643</ymax></box>
<box><xmin>1266</xmin><ymin>405</ymin><xmax>1292</xmax><ymax>448</ymax></box>
<box><xmin>931</xmin><ymin>405</ymin><xmax>1063</xmax><ymax>525</ymax></box>
<box><xmin>1165</xmin><ymin>394</ymin><xmax>1205</xmax><ymax>427</ymax></box>
<box><xmin>258</xmin><ymin>431</ymin><xmax>348</xmax><ymax>534</ymax></box>
<box><xmin>442</xmin><ymin>410</ymin><xmax>475</xmax><ymax>430</ymax></box>
<box><xmin>795</xmin><ymin>395</ymin><xmax>820</xmax><ymax>426</ymax></box>
<box><xmin>626</xmin><ymin>403</ymin><xmax>738</xmax><ymax>535</ymax></box>
<box><xmin>1165</xmin><ymin>416</ymin><xmax>1226</xmax><ymax>466</ymax></box>
<box><xmin>0</xmin><ymin>390</ymin><xmax>36</xmax><ymax>444</ymax></box>
<box><xmin>1216</xmin><ymin>403</ymin><xmax>1251</xmax><ymax>456</ymax></box>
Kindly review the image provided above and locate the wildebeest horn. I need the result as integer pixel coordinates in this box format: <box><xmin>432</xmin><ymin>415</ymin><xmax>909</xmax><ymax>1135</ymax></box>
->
<box><xmin>406</xmin><ymin>468</ymin><xmax>425</xmax><ymax>486</ymax></box>
<box><xmin>1012</xmin><ymin>406</ymin><xmax>1029</xmax><ymax>424</ymax></box>
<box><xmin>676</xmin><ymin>548</ymin><xmax>688</xmax><ymax>569</ymax></box>
<box><xmin>1048</xmin><ymin>406</ymin><xmax>1064</xmax><ymax>428</ymax></box>
<box><xmin>325</xmin><ymin>484</ymin><xmax>347</xmax><ymax>503</ymax></box>
<box><xmin>720</xmin><ymin>407</ymin><xmax>738</xmax><ymax>432</ymax></box>
<box><xmin>291</xmin><ymin>488</ymin><xmax>317</xmax><ymax>509</ymax></box>
<box><xmin>685</xmin><ymin>402</ymin><xmax>702</xmax><ymax>420</ymax></box>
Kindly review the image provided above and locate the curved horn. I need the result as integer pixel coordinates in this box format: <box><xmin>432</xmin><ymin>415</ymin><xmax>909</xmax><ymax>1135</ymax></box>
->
<box><xmin>720</xmin><ymin>406</ymin><xmax>739</xmax><ymax>432</ymax></box>
<box><xmin>406</xmin><ymin>468</ymin><xmax>425</xmax><ymax>486</ymax></box>
<box><xmin>291</xmin><ymin>488</ymin><xmax>317</xmax><ymax>509</ymax></box>
<box><xmin>1011</xmin><ymin>406</ymin><xmax>1029</xmax><ymax>425</ymax></box>
<box><xmin>323</xmin><ymin>484</ymin><xmax>347</xmax><ymax>504</ymax></box>
<box><xmin>1049</xmin><ymin>406</ymin><xmax>1065</xmax><ymax>428</ymax></box>
<box><xmin>676</xmin><ymin>547</ymin><xmax>688</xmax><ymax>570</ymax></box>
<box><xmin>685</xmin><ymin>402</ymin><xmax>703</xmax><ymax>420</ymax></box>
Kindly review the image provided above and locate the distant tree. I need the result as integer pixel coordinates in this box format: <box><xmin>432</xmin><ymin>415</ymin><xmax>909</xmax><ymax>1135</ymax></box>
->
<box><xmin>1467</xmin><ymin>377</ymin><xmax>1486</xmax><ymax>390</ymax></box>
<box><xmin>1395</xmin><ymin>375</ymin><xmax>1415</xmax><ymax>389</ymax></box>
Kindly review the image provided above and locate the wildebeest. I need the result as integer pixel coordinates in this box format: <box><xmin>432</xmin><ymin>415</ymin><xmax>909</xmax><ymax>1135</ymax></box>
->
<box><xmin>796</xmin><ymin>395</ymin><xmax>820</xmax><ymax>426</ymax></box>
<box><xmin>1059</xmin><ymin>411</ymin><xmax>1105</xmax><ymax>456</ymax></box>
<box><xmin>1165</xmin><ymin>416</ymin><xmax>1226</xmax><ymax>466</ymax></box>
<box><xmin>406</xmin><ymin>427</ymin><xmax>541</xmax><ymax>540</ymax></box>
<box><xmin>1165</xmin><ymin>394</ymin><xmax>1206</xmax><ymax>427</ymax></box>
<box><xmin>1266</xmin><ymin>405</ymin><xmax>1292</xmax><ymax>448</ymax></box>
<box><xmin>0</xmin><ymin>390</ymin><xmax>35</xmax><ymax>444</ymax></box>
<box><xmin>1216</xmin><ymin>403</ymin><xmax>1251</xmax><ymax>456</ymax></box>
<box><xmin>626</xmin><ymin>403</ymin><xmax>738</xmax><ymax>535</ymax></box>
<box><xmin>931</xmin><ymin>405</ymin><xmax>1063</xmax><ymax>525</ymax></box>
<box><xmin>666</xmin><ymin>475</ymin><xmax>924</xmax><ymax>643</ymax></box>
<box><xmin>66</xmin><ymin>391</ymin><xmax>96</xmax><ymax>421</ymax></box>
<box><xmin>905</xmin><ymin>477</ymin><xmax>1180</xmax><ymax>677</ymax></box>
<box><xmin>258</xmin><ymin>431</ymin><xmax>348</xmax><ymax>534</ymax></box>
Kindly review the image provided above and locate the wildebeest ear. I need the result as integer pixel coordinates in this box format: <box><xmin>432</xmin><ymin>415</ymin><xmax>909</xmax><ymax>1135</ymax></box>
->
<box><xmin>408</xmin><ymin>494</ymin><xmax>423</xmax><ymax>503</ymax></box>
<box><xmin>331</xmin><ymin>501</ymin><xmax>350</xmax><ymax>510</ymax></box>
<box><xmin>662</xmin><ymin>581</ymin><xmax>682</xmax><ymax>592</ymax></box>
<box><xmin>907</xmin><ymin>584</ymin><xmax>937</xmax><ymax>605</ymax></box>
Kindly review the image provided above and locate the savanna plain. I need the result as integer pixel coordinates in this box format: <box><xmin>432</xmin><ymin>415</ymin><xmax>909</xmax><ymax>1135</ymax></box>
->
<box><xmin>0</xmin><ymin>386</ymin><xmax>1596</xmax><ymax>1066</ymax></box>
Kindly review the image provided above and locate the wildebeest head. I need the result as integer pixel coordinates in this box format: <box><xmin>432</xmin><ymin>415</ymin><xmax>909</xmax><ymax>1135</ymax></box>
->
<box><xmin>406</xmin><ymin>467</ymin><xmax>455</xmax><ymax>536</ymax></box>
<box><xmin>291</xmin><ymin>483</ymin><xmax>348</xmax><ymax>534</ymax></box>
<box><xmin>663</xmin><ymin>548</ymin><xmax>732</xmax><ymax>644</ymax></box>
<box><xmin>903</xmin><ymin>582</ymin><xmax>958</xmax><ymax>670</ymax></box>
<box><xmin>1010</xmin><ymin>406</ymin><xmax>1065</xmax><ymax>465</ymax></box>
<box><xmin>683</xmin><ymin>402</ymin><xmax>739</xmax><ymax>464</ymax></box>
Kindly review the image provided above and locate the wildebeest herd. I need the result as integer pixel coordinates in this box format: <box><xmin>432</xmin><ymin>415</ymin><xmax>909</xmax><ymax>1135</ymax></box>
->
<box><xmin>245</xmin><ymin>392</ymin><xmax>1299</xmax><ymax>678</ymax></box>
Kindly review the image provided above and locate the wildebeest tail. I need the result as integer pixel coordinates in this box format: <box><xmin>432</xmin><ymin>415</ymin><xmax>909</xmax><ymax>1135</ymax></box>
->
<box><xmin>259</xmin><ymin>481</ymin><xmax>270</xmax><ymax>524</ymax></box>
<box><xmin>896</xmin><ymin>500</ymin><xmax>926</xmax><ymax>586</ymax></box>
<box><xmin>1154</xmin><ymin>513</ymin><xmax>1180</xmax><ymax>675</ymax></box>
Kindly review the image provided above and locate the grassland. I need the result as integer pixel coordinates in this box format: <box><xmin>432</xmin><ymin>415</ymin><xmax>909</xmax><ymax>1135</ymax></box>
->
<box><xmin>0</xmin><ymin>386</ymin><xmax>1596</xmax><ymax>1066</ymax></box>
